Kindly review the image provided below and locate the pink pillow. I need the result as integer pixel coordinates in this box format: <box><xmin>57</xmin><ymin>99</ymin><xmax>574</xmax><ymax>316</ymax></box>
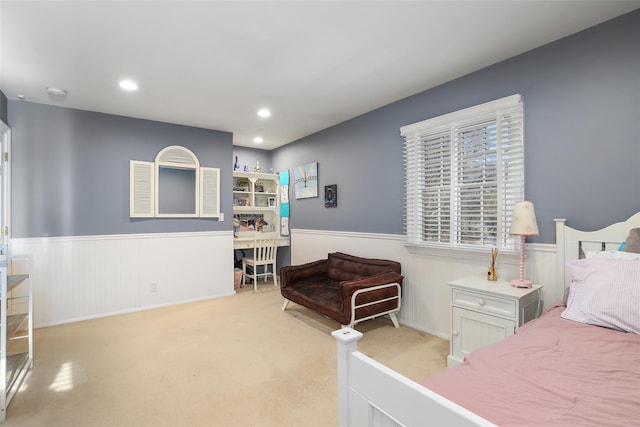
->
<box><xmin>561</xmin><ymin>257</ymin><xmax>640</xmax><ymax>334</ymax></box>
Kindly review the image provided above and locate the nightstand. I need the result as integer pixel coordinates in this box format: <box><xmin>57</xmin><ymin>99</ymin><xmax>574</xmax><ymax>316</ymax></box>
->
<box><xmin>446</xmin><ymin>276</ymin><xmax>542</xmax><ymax>367</ymax></box>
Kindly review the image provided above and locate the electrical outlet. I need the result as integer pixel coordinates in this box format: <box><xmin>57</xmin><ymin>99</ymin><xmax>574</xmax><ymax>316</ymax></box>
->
<box><xmin>151</xmin><ymin>283</ymin><xmax>157</xmax><ymax>293</ymax></box>
<box><xmin>219</xmin><ymin>213</ymin><xmax>224</xmax><ymax>221</ymax></box>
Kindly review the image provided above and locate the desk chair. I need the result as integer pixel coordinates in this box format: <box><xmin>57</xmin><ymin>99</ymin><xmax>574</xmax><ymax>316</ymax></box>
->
<box><xmin>242</xmin><ymin>232</ymin><xmax>279</xmax><ymax>290</ymax></box>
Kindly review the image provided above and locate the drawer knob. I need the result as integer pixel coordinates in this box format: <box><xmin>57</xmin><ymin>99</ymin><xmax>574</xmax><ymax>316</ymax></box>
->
<box><xmin>478</xmin><ymin>299</ymin><xmax>486</xmax><ymax>306</ymax></box>
<box><xmin>452</xmin><ymin>330</ymin><xmax>459</xmax><ymax>336</ymax></box>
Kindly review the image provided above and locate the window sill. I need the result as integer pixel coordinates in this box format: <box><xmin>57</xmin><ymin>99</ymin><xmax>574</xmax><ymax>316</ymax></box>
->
<box><xmin>403</xmin><ymin>243</ymin><xmax>520</xmax><ymax>265</ymax></box>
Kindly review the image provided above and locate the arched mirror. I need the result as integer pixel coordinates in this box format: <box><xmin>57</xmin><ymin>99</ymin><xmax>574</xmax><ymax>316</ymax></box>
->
<box><xmin>130</xmin><ymin>145</ymin><xmax>220</xmax><ymax>219</ymax></box>
<box><xmin>155</xmin><ymin>146</ymin><xmax>199</xmax><ymax>217</ymax></box>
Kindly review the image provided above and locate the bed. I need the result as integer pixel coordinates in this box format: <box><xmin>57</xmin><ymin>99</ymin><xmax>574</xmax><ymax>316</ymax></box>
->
<box><xmin>332</xmin><ymin>212</ymin><xmax>640</xmax><ymax>426</ymax></box>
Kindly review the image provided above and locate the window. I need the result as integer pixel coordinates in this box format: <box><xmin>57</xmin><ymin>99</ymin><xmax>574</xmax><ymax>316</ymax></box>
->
<box><xmin>400</xmin><ymin>95</ymin><xmax>524</xmax><ymax>252</ymax></box>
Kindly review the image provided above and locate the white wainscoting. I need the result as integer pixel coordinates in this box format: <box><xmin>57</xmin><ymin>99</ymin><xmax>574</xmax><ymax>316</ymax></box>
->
<box><xmin>11</xmin><ymin>231</ymin><xmax>234</xmax><ymax>328</ymax></box>
<box><xmin>291</xmin><ymin>229</ymin><xmax>557</xmax><ymax>339</ymax></box>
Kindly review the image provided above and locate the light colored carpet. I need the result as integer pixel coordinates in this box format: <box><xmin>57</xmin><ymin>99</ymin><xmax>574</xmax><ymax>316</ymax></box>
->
<box><xmin>5</xmin><ymin>280</ymin><xmax>448</xmax><ymax>427</ymax></box>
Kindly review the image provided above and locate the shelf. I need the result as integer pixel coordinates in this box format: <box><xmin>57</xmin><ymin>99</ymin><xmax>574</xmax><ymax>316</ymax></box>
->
<box><xmin>7</xmin><ymin>274</ymin><xmax>28</xmax><ymax>293</ymax></box>
<box><xmin>5</xmin><ymin>352</ymin><xmax>30</xmax><ymax>412</ymax></box>
<box><xmin>233</xmin><ymin>206</ymin><xmax>277</xmax><ymax>212</ymax></box>
<box><xmin>1</xmin><ymin>258</ymin><xmax>33</xmax><ymax>422</ymax></box>
<box><xmin>232</xmin><ymin>171</ymin><xmax>279</xmax><ymax>179</ymax></box>
<box><xmin>233</xmin><ymin>171</ymin><xmax>283</xmax><ymax>246</ymax></box>
<box><xmin>5</xmin><ymin>314</ymin><xmax>28</xmax><ymax>338</ymax></box>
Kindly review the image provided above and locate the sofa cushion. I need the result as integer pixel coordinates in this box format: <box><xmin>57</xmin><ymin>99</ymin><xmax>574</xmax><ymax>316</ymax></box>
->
<box><xmin>283</xmin><ymin>279</ymin><xmax>342</xmax><ymax>320</ymax></box>
<box><xmin>327</xmin><ymin>252</ymin><xmax>401</xmax><ymax>283</ymax></box>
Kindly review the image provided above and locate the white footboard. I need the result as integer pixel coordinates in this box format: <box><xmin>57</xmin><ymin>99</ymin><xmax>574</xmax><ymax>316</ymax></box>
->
<box><xmin>332</xmin><ymin>328</ymin><xmax>495</xmax><ymax>427</ymax></box>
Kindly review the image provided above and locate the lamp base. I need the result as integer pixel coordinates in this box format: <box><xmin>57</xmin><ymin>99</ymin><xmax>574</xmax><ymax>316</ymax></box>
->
<box><xmin>511</xmin><ymin>279</ymin><xmax>532</xmax><ymax>288</ymax></box>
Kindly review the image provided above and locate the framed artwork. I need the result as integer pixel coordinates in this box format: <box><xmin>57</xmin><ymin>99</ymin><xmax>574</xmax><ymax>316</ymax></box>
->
<box><xmin>294</xmin><ymin>162</ymin><xmax>318</xmax><ymax>199</ymax></box>
<box><xmin>324</xmin><ymin>184</ymin><xmax>337</xmax><ymax>208</ymax></box>
<box><xmin>268</xmin><ymin>196</ymin><xmax>277</xmax><ymax>207</ymax></box>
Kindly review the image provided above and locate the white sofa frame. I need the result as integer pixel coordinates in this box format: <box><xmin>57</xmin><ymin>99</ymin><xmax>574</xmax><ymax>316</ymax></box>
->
<box><xmin>346</xmin><ymin>282</ymin><xmax>401</xmax><ymax>328</ymax></box>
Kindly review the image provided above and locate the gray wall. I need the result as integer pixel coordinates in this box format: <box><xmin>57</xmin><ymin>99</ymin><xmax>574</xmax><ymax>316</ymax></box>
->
<box><xmin>232</xmin><ymin>146</ymin><xmax>273</xmax><ymax>174</ymax></box>
<box><xmin>273</xmin><ymin>117</ymin><xmax>404</xmax><ymax>235</ymax></box>
<box><xmin>9</xmin><ymin>102</ymin><xmax>233</xmax><ymax>238</ymax></box>
<box><xmin>8</xmin><ymin>10</ymin><xmax>640</xmax><ymax>243</ymax></box>
<box><xmin>273</xmin><ymin>9</ymin><xmax>640</xmax><ymax>244</ymax></box>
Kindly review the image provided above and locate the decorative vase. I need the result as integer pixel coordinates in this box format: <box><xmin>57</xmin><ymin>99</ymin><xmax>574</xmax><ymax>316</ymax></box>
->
<box><xmin>487</xmin><ymin>248</ymin><xmax>498</xmax><ymax>281</ymax></box>
<box><xmin>487</xmin><ymin>266</ymin><xmax>498</xmax><ymax>281</ymax></box>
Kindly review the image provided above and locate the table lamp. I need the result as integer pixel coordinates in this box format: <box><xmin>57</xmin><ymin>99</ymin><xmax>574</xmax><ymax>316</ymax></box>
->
<box><xmin>509</xmin><ymin>200</ymin><xmax>539</xmax><ymax>288</ymax></box>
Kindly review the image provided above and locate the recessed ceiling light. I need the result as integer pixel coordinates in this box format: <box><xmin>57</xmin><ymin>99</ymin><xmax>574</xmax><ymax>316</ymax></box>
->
<box><xmin>119</xmin><ymin>79</ymin><xmax>138</xmax><ymax>91</ymax></box>
<box><xmin>257</xmin><ymin>109</ymin><xmax>271</xmax><ymax>118</ymax></box>
<box><xmin>16</xmin><ymin>94</ymin><xmax>26</xmax><ymax>100</ymax></box>
<box><xmin>46</xmin><ymin>87</ymin><xmax>67</xmax><ymax>96</ymax></box>
<box><xmin>253</xmin><ymin>137</ymin><xmax>264</xmax><ymax>144</ymax></box>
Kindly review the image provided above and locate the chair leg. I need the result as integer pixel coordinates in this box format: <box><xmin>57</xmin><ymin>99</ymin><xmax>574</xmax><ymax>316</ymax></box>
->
<box><xmin>253</xmin><ymin>267</ymin><xmax>258</xmax><ymax>291</ymax></box>
<box><xmin>241</xmin><ymin>261</ymin><xmax>247</xmax><ymax>287</ymax></box>
<box><xmin>282</xmin><ymin>299</ymin><xmax>289</xmax><ymax>311</ymax></box>
<box><xmin>389</xmin><ymin>312</ymin><xmax>400</xmax><ymax>328</ymax></box>
<box><xmin>272</xmin><ymin>263</ymin><xmax>278</xmax><ymax>287</ymax></box>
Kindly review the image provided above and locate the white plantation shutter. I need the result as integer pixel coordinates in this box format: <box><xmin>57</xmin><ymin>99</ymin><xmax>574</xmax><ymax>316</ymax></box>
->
<box><xmin>199</xmin><ymin>167</ymin><xmax>220</xmax><ymax>217</ymax></box>
<box><xmin>414</xmin><ymin>127</ymin><xmax>452</xmax><ymax>245</ymax></box>
<box><xmin>130</xmin><ymin>160</ymin><xmax>155</xmax><ymax>217</ymax></box>
<box><xmin>401</xmin><ymin>95</ymin><xmax>524</xmax><ymax>251</ymax></box>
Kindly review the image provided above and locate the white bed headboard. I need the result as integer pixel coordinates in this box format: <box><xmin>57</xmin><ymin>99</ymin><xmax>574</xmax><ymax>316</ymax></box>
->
<box><xmin>555</xmin><ymin>211</ymin><xmax>640</xmax><ymax>302</ymax></box>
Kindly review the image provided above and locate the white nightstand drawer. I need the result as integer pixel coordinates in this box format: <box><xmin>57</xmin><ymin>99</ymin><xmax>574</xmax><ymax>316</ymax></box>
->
<box><xmin>452</xmin><ymin>288</ymin><xmax>516</xmax><ymax>318</ymax></box>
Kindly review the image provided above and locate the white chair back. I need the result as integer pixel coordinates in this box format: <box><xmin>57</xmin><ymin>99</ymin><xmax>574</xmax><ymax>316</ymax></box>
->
<box><xmin>242</xmin><ymin>232</ymin><xmax>280</xmax><ymax>290</ymax></box>
<box><xmin>253</xmin><ymin>232</ymin><xmax>279</xmax><ymax>262</ymax></box>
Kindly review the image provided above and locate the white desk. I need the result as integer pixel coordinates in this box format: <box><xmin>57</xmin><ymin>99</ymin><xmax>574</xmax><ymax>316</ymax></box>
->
<box><xmin>233</xmin><ymin>236</ymin><xmax>290</xmax><ymax>249</ymax></box>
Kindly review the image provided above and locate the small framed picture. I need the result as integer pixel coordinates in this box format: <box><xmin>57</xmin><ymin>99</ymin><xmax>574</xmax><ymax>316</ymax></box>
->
<box><xmin>268</xmin><ymin>197</ymin><xmax>277</xmax><ymax>207</ymax></box>
<box><xmin>324</xmin><ymin>184</ymin><xmax>337</xmax><ymax>208</ymax></box>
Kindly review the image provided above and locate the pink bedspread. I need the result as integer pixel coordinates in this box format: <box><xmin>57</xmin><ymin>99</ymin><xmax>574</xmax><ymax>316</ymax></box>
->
<box><xmin>422</xmin><ymin>305</ymin><xmax>640</xmax><ymax>426</ymax></box>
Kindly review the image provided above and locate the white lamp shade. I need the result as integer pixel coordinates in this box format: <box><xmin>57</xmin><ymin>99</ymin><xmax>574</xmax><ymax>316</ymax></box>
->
<box><xmin>509</xmin><ymin>200</ymin><xmax>539</xmax><ymax>236</ymax></box>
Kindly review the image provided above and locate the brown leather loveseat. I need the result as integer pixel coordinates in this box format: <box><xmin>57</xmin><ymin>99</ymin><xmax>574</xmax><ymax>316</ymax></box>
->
<box><xmin>280</xmin><ymin>252</ymin><xmax>404</xmax><ymax>328</ymax></box>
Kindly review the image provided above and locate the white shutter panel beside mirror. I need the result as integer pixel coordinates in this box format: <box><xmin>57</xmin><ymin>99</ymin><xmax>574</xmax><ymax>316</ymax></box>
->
<box><xmin>130</xmin><ymin>160</ymin><xmax>155</xmax><ymax>217</ymax></box>
<box><xmin>200</xmin><ymin>167</ymin><xmax>220</xmax><ymax>218</ymax></box>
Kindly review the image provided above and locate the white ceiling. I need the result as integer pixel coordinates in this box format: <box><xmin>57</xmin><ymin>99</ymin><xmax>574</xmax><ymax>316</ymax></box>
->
<box><xmin>1</xmin><ymin>1</ymin><xmax>638</xmax><ymax>150</ymax></box>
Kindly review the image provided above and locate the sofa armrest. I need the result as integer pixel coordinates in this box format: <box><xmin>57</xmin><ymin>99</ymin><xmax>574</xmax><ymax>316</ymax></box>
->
<box><xmin>279</xmin><ymin>258</ymin><xmax>329</xmax><ymax>289</ymax></box>
<box><xmin>340</xmin><ymin>271</ymin><xmax>403</xmax><ymax>298</ymax></box>
<box><xmin>339</xmin><ymin>271</ymin><xmax>403</xmax><ymax>326</ymax></box>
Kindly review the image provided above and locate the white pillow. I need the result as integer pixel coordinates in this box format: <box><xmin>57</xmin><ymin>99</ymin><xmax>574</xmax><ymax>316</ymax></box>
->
<box><xmin>561</xmin><ymin>257</ymin><xmax>640</xmax><ymax>334</ymax></box>
<box><xmin>584</xmin><ymin>250</ymin><xmax>640</xmax><ymax>260</ymax></box>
